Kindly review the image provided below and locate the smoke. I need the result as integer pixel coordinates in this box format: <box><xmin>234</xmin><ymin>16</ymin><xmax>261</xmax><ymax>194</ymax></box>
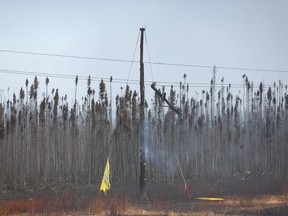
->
<box><xmin>143</xmin><ymin>116</ymin><xmax>186</xmax><ymax>181</ymax></box>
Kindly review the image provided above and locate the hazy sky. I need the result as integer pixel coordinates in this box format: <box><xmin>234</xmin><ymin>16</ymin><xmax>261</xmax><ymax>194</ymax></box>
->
<box><xmin>0</xmin><ymin>0</ymin><xmax>288</xmax><ymax>104</ymax></box>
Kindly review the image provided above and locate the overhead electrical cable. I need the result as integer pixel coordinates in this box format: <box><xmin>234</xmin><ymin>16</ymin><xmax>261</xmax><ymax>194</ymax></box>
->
<box><xmin>0</xmin><ymin>68</ymin><xmax>282</xmax><ymax>89</ymax></box>
<box><xmin>0</xmin><ymin>49</ymin><xmax>288</xmax><ymax>73</ymax></box>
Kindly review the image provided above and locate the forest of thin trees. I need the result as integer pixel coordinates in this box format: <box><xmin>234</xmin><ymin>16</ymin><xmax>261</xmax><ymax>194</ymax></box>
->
<box><xmin>0</xmin><ymin>74</ymin><xmax>288</xmax><ymax>191</ymax></box>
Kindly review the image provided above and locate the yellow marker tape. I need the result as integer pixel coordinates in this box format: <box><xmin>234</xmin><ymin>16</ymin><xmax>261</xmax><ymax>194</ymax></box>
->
<box><xmin>194</xmin><ymin>197</ymin><xmax>224</xmax><ymax>201</ymax></box>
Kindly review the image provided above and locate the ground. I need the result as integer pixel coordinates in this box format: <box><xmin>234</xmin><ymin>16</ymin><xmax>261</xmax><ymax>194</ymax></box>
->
<box><xmin>0</xmin><ymin>178</ymin><xmax>288</xmax><ymax>215</ymax></box>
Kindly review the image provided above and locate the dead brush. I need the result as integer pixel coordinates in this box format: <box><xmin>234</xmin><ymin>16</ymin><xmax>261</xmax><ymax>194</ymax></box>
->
<box><xmin>61</xmin><ymin>188</ymin><xmax>74</xmax><ymax>209</ymax></box>
<box><xmin>147</xmin><ymin>192</ymin><xmax>167</xmax><ymax>212</ymax></box>
<box><xmin>107</xmin><ymin>194</ymin><xmax>129</xmax><ymax>216</ymax></box>
<box><xmin>0</xmin><ymin>198</ymin><xmax>46</xmax><ymax>216</ymax></box>
<box><xmin>49</xmin><ymin>187</ymin><xmax>77</xmax><ymax>212</ymax></box>
<box><xmin>89</xmin><ymin>197</ymin><xmax>105</xmax><ymax>215</ymax></box>
<box><xmin>272</xmin><ymin>178</ymin><xmax>288</xmax><ymax>194</ymax></box>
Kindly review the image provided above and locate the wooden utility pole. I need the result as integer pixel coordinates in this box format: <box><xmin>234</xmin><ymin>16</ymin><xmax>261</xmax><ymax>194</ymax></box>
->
<box><xmin>139</xmin><ymin>27</ymin><xmax>147</xmax><ymax>198</ymax></box>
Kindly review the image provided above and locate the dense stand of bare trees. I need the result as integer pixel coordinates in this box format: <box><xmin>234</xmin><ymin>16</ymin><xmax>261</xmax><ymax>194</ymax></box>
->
<box><xmin>0</xmin><ymin>75</ymin><xmax>287</xmax><ymax>191</ymax></box>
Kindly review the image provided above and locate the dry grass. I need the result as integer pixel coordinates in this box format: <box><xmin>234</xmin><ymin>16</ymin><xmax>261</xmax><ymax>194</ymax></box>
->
<box><xmin>0</xmin><ymin>198</ymin><xmax>46</xmax><ymax>215</ymax></box>
<box><xmin>0</xmin><ymin>188</ymin><xmax>84</xmax><ymax>215</ymax></box>
<box><xmin>89</xmin><ymin>197</ymin><xmax>105</xmax><ymax>214</ymax></box>
<box><xmin>108</xmin><ymin>195</ymin><xmax>129</xmax><ymax>216</ymax></box>
<box><xmin>223</xmin><ymin>194</ymin><xmax>288</xmax><ymax>207</ymax></box>
<box><xmin>1</xmin><ymin>193</ymin><xmax>287</xmax><ymax>216</ymax></box>
<box><xmin>89</xmin><ymin>194</ymin><xmax>130</xmax><ymax>216</ymax></box>
<box><xmin>1</xmin><ymin>180</ymin><xmax>288</xmax><ymax>215</ymax></box>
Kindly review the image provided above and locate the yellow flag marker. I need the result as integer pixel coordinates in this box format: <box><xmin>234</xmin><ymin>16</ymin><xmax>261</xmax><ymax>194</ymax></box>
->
<box><xmin>194</xmin><ymin>197</ymin><xmax>224</xmax><ymax>201</ymax></box>
<box><xmin>100</xmin><ymin>157</ymin><xmax>110</xmax><ymax>195</ymax></box>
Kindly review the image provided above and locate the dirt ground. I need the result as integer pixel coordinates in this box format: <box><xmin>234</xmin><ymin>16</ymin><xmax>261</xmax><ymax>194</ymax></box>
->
<box><xmin>1</xmin><ymin>178</ymin><xmax>288</xmax><ymax>215</ymax></box>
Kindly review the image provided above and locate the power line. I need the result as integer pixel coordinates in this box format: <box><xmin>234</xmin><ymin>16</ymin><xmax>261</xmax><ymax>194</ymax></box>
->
<box><xmin>0</xmin><ymin>68</ymin><xmax>239</xmax><ymax>86</ymax></box>
<box><xmin>0</xmin><ymin>68</ymin><xmax>283</xmax><ymax>89</ymax></box>
<box><xmin>1</xmin><ymin>49</ymin><xmax>288</xmax><ymax>73</ymax></box>
<box><xmin>0</xmin><ymin>49</ymin><xmax>133</xmax><ymax>63</ymax></box>
<box><xmin>217</xmin><ymin>66</ymin><xmax>288</xmax><ymax>73</ymax></box>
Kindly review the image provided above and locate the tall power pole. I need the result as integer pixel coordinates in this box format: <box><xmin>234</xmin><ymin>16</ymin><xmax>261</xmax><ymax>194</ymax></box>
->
<box><xmin>139</xmin><ymin>27</ymin><xmax>146</xmax><ymax>198</ymax></box>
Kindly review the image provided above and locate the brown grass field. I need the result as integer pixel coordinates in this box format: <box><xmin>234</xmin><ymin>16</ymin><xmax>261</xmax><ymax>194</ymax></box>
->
<box><xmin>1</xmin><ymin>178</ymin><xmax>288</xmax><ymax>215</ymax></box>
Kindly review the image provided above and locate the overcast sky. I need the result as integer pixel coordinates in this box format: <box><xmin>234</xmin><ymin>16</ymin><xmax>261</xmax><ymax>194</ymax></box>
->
<box><xmin>0</xmin><ymin>0</ymin><xmax>288</xmax><ymax>105</ymax></box>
